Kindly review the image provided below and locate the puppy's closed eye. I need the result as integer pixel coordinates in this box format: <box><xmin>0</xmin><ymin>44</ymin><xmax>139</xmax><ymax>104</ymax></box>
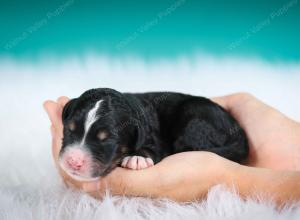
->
<box><xmin>97</xmin><ymin>131</ymin><xmax>109</xmax><ymax>141</ymax></box>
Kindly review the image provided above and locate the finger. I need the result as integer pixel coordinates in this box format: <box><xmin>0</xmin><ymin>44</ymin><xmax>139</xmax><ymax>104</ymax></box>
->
<box><xmin>83</xmin><ymin>188</ymin><xmax>106</xmax><ymax>200</ymax></box>
<box><xmin>52</xmin><ymin>130</ymin><xmax>62</xmax><ymax>162</ymax></box>
<box><xmin>50</xmin><ymin>124</ymin><xmax>55</xmax><ymax>138</ymax></box>
<box><xmin>82</xmin><ymin>167</ymin><xmax>158</xmax><ymax>197</ymax></box>
<box><xmin>81</xmin><ymin>171</ymin><xmax>117</xmax><ymax>194</ymax></box>
<box><xmin>50</xmin><ymin>122</ymin><xmax>63</xmax><ymax>162</ymax></box>
<box><xmin>44</xmin><ymin>100</ymin><xmax>64</xmax><ymax>138</ymax></box>
<box><xmin>82</xmin><ymin>178</ymin><xmax>107</xmax><ymax>197</ymax></box>
<box><xmin>57</xmin><ymin>96</ymin><xmax>70</xmax><ymax>108</ymax></box>
<box><xmin>43</xmin><ymin>101</ymin><xmax>61</xmax><ymax>126</ymax></box>
<box><xmin>211</xmin><ymin>93</ymin><xmax>243</xmax><ymax>112</ymax></box>
<box><xmin>210</xmin><ymin>96</ymin><xmax>229</xmax><ymax>110</ymax></box>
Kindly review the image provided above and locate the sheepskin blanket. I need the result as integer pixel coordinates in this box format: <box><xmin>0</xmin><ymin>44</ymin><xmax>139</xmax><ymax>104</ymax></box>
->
<box><xmin>0</xmin><ymin>54</ymin><xmax>300</xmax><ymax>220</ymax></box>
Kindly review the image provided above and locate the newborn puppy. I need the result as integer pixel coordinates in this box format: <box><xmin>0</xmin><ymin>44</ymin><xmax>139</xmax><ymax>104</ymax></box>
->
<box><xmin>59</xmin><ymin>88</ymin><xmax>248</xmax><ymax>181</ymax></box>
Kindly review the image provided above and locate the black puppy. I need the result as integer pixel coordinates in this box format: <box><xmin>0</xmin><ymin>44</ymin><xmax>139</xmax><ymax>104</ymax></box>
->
<box><xmin>59</xmin><ymin>88</ymin><xmax>248</xmax><ymax>181</ymax></box>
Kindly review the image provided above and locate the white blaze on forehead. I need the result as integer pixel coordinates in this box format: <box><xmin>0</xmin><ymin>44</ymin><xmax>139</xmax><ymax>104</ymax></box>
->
<box><xmin>80</xmin><ymin>100</ymin><xmax>103</xmax><ymax>146</ymax></box>
<box><xmin>85</xmin><ymin>100</ymin><xmax>103</xmax><ymax>132</ymax></box>
<box><xmin>59</xmin><ymin>100</ymin><xmax>103</xmax><ymax>181</ymax></box>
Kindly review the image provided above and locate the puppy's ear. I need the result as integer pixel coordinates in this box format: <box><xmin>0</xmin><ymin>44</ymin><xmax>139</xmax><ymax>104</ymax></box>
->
<box><xmin>62</xmin><ymin>98</ymin><xmax>78</xmax><ymax>121</ymax></box>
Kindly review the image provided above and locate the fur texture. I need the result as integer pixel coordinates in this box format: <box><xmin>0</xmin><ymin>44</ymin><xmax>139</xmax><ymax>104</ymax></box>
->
<box><xmin>61</xmin><ymin>88</ymin><xmax>248</xmax><ymax>179</ymax></box>
<box><xmin>0</xmin><ymin>54</ymin><xmax>300</xmax><ymax>219</ymax></box>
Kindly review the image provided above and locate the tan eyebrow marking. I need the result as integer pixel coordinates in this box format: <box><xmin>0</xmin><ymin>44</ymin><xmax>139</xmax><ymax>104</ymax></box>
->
<box><xmin>68</xmin><ymin>121</ymin><xmax>76</xmax><ymax>131</ymax></box>
<box><xmin>97</xmin><ymin>131</ymin><xmax>109</xmax><ymax>140</ymax></box>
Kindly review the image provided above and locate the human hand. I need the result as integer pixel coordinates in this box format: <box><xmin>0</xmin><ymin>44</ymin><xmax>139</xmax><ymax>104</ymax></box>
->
<box><xmin>44</xmin><ymin>93</ymin><xmax>300</xmax><ymax>203</ymax></box>
<box><xmin>43</xmin><ymin>97</ymin><xmax>238</xmax><ymax>201</ymax></box>
<box><xmin>212</xmin><ymin>93</ymin><xmax>300</xmax><ymax>170</ymax></box>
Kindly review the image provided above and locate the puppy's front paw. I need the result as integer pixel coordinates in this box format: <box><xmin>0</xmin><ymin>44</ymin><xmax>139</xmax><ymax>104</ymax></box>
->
<box><xmin>121</xmin><ymin>156</ymin><xmax>154</xmax><ymax>170</ymax></box>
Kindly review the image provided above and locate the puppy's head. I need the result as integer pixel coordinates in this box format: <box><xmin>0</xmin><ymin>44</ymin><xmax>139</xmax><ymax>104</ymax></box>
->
<box><xmin>59</xmin><ymin>88</ymin><xmax>138</xmax><ymax>181</ymax></box>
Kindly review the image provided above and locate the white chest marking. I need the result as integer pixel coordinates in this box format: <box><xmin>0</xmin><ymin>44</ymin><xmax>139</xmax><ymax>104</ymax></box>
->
<box><xmin>80</xmin><ymin>100</ymin><xmax>103</xmax><ymax>146</ymax></box>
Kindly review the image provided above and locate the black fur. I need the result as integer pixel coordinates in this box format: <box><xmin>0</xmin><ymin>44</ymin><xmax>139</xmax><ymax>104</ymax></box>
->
<box><xmin>61</xmin><ymin>88</ymin><xmax>248</xmax><ymax>177</ymax></box>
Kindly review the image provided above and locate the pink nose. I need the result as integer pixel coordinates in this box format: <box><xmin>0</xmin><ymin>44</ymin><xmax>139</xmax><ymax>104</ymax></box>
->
<box><xmin>65</xmin><ymin>149</ymin><xmax>85</xmax><ymax>171</ymax></box>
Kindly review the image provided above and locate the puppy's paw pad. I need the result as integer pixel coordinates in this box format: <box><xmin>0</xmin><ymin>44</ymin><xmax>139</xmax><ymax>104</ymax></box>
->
<box><xmin>121</xmin><ymin>156</ymin><xmax>154</xmax><ymax>170</ymax></box>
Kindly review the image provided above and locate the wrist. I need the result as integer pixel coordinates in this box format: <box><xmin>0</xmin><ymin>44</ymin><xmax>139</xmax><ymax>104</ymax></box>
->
<box><xmin>225</xmin><ymin>164</ymin><xmax>300</xmax><ymax>205</ymax></box>
<box><xmin>227</xmin><ymin>164</ymin><xmax>278</xmax><ymax>198</ymax></box>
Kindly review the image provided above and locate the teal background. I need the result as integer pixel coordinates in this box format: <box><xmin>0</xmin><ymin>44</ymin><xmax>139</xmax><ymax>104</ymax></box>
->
<box><xmin>0</xmin><ymin>0</ymin><xmax>299</xmax><ymax>61</ymax></box>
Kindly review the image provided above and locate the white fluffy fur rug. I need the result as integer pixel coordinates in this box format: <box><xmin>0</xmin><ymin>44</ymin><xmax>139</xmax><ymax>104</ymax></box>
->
<box><xmin>0</xmin><ymin>54</ymin><xmax>300</xmax><ymax>220</ymax></box>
